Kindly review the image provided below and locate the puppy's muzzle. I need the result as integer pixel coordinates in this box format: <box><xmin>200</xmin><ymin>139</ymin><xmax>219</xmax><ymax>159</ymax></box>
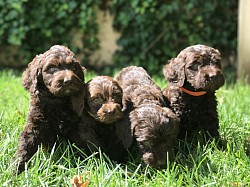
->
<box><xmin>203</xmin><ymin>68</ymin><xmax>225</xmax><ymax>91</ymax></box>
<box><xmin>63</xmin><ymin>76</ymin><xmax>73</xmax><ymax>85</ymax></box>
<box><xmin>51</xmin><ymin>71</ymin><xmax>83</xmax><ymax>97</ymax></box>
<box><xmin>205</xmin><ymin>69</ymin><xmax>223</xmax><ymax>81</ymax></box>
<box><xmin>97</xmin><ymin>103</ymin><xmax>123</xmax><ymax>124</ymax></box>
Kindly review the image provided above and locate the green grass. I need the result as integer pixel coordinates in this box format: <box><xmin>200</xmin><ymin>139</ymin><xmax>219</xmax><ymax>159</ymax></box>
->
<box><xmin>0</xmin><ymin>69</ymin><xmax>250</xmax><ymax>186</ymax></box>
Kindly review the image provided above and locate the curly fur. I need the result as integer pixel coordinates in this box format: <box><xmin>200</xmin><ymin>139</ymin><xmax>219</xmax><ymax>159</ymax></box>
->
<box><xmin>72</xmin><ymin>76</ymin><xmax>127</xmax><ymax>162</ymax></box>
<box><xmin>163</xmin><ymin>44</ymin><xmax>225</xmax><ymax>141</ymax></box>
<box><xmin>15</xmin><ymin>45</ymin><xmax>85</xmax><ymax>174</ymax></box>
<box><xmin>115</xmin><ymin>66</ymin><xmax>179</xmax><ymax>168</ymax></box>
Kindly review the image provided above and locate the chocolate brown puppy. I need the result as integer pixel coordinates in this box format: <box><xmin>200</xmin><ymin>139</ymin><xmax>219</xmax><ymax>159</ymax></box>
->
<box><xmin>115</xmin><ymin>66</ymin><xmax>179</xmax><ymax>168</ymax></box>
<box><xmin>15</xmin><ymin>45</ymin><xmax>85</xmax><ymax>174</ymax></box>
<box><xmin>163</xmin><ymin>44</ymin><xmax>225</xmax><ymax>141</ymax></box>
<box><xmin>74</xmin><ymin>76</ymin><xmax>127</xmax><ymax>162</ymax></box>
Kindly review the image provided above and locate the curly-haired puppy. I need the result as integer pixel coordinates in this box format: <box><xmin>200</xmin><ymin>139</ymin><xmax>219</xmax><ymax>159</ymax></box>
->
<box><xmin>163</xmin><ymin>44</ymin><xmax>225</xmax><ymax>142</ymax></box>
<box><xmin>114</xmin><ymin>66</ymin><xmax>179</xmax><ymax>168</ymax></box>
<box><xmin>73</xmin><ymin>76</ymin><xmax>127</xmax><ymax>162</ymax></box>
<box><xmin>15</xmin><ymin>45</ymin><xmax>85</xmax><ymax>174</ymax></box>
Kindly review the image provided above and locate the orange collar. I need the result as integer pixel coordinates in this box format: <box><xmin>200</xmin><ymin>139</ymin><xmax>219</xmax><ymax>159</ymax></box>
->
<box><xmin>180</xmin><ymin>87</ymin><xmax>207</xmax><ymax>96</ymax></box>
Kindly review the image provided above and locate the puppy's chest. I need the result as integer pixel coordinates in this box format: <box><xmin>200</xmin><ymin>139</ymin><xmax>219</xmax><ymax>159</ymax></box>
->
<box><xmin>95</xmin><ymin>123</ymin><xmax>117</xmax><ymax>143</ymax></box>
<box><xmin>45</xmin><ymin>104</ymin><xmax>79</xmax><ymax>134</ymax></box>
<box><xmin>181</xmin><ymin>99</ymin><xmax>209</xmax><ymax>124</ymax></box>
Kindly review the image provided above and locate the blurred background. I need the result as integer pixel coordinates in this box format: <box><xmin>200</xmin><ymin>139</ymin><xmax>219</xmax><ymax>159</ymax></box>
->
<box><xmin>0</xmin><ymin>0</ymin><xmax>241</xmax><ymax>82</ymax></box>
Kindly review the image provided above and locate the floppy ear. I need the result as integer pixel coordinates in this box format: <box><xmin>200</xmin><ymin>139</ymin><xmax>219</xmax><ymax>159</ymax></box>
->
<box><xmin>121</xmin><ymin>96</ymin><xmax>133</xmax><ymax>112</ymax></box>
<box><xmin>81</xmin><ymin>66</ymin><xmax>86</xmax><ymax>73</ymax></box>
<box><xmin>115</xmin><ymin>94</ymin><xmax>134</xmax><ymax>148</ymax></box>
<box><xmin>163</xmin><ymin>58</ymin><xmax>185</xmax><ymax>87</ymax></box>
<box><xmin>77</xmin><ymin>65</ymin><xmax>86</xmax><ymax>82</ymax></box>
<box><xmin>22</xmin><ymin>54</ymin><xmax>43</xmax><ymax>95</ymax></box>
<box><xmin>115</xmin><ymin>114</ymin><xmax>133</xmax><ymax>149</ymax></box>
<box><xmin>70</xmin><ymin>65</ymin><xmax>86</xmax><ymax>116</ymax></box>
<box><xmin>71</xmin><ymin>87</ymin><xmax>86</xmax><ymax>117</ymax></box>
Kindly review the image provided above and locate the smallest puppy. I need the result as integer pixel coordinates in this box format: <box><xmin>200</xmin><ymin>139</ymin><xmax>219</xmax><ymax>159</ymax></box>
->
<box><xmin>86</xmin><ymin>76</ymin><xmax>124</xmax><ymax>124</ymax></box>
<box><xmin>73</xmin><ymin>76</ymin><xmax>127</xmax><ymax>162</ymax></box>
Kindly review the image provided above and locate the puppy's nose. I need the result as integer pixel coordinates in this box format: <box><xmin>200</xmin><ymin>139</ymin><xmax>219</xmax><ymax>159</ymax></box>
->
<box><xmin>63</xmin><ymin>77</ymin><xmax>72</xmax><ymax>84</ymax></box>
<box><xmin>208</xmin><ymin>74</ymin><xmax>217</xmax><ymax>81</ymax></box>
<box><xmin>106</xmin><ymin>109</ymin><xmax>114</xmax><ymax>115</ymax></box>
<box><xmin>209</xmin><ymin>71</ymin><xmax>224</xmax><ymax>81</ymax></box>
<box><xmin>206</xmin><ymin>70</ymin><xmax>220</xmax><ymax>80</ymax></box>
<box><xmin>63</xmin><ymin>70</ymin><xmax>73</xmax><ymax>84</ymax></box>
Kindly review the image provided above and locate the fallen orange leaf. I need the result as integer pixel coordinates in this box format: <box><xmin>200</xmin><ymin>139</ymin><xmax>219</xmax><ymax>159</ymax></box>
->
<box><xmin>70</xmin><ymin>175</ymin><xmax>90</xmax><ymax>187</ymax></box>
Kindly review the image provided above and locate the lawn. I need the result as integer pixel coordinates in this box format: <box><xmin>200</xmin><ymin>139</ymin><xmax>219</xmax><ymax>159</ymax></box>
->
<box><xmin>0</xmin><ymin>69</ymin><xmax>249</xmax><ymax>186</ymax></box>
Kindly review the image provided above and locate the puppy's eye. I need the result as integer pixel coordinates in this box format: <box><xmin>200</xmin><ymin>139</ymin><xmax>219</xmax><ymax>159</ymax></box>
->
<box><xmin>112</xmin><ymin>95</ymin><xmax>122</xmax><ymax>103</ymax></box>
<box><xmin>210</xmin><ymin>60</ymin><xmax>219</xmax><ymax>67</ymax></box>
<box><xmin>90</xmin><ymin>97</ymin><xmax>103</xmax><ymax>104</ymax></box>
<box><xmin>69</xmin><ymin>63</ymin><xmax>79</xmax><ymax>71</ymax></box>
<box><xmin>190</xmin><ymin>63</ymin><xmax>199</xmax><ymax>71</ymax></box>
<box><xmin>112</xmin><ymin>87</ymin><xmax>120</xmax><ymax>94</ymax></box>
<box><xmin>47</xmin><ymin>66</ymin><xmax>59</xmax><ymax>73</ymax></box>
<box><xmin>91</xmin><ymin>98</ymin><xmax>99</xmax><ymax>103</ymax></box>
<box><xmin>70</xmin><ymin>65</ymin><xmax>77</xmax><ymax>71</ymax></box>
<box><xmin>89</xmin><ymin>98</ymin><xmax>102</xmax><ymax>111</ymax></box>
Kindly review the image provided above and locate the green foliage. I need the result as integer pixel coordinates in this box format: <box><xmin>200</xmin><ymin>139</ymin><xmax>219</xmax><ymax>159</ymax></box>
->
<box><xmin>0</xmin><ymin>1</ymin><xmax>238</xmax><ymax>74</ymax></box>
<box><xmin>0</xmin><ymin>0</ymin><xmax>99</xmax><ymax>63</ymax></box>
<box><xmin>0</xmin><ymin>0</ymin><xmax>26</xmax><ymax>46</ymax></box>
<box><xmin>111</xmin><ymin>0</ymin><xmax>238</xmax><ymax>74</ymax></box>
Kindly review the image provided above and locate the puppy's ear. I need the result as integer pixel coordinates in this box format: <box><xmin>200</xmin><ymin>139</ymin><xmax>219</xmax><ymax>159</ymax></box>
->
<box><xmin>22</xmin><ymin>54</ymin><xmax>43</xmax><ymax>95</ymax></box>
<box><xmin>121</xmin><ymin>96</ymin><xmax>133</xmax><ymax>112</ymax></box>
<box><xmin>115</xmin><ymin>114</ymin><xmax>133</xmax><ymax>148</ymax></box>
<box><xmin>79</xmin><ymin>66</ymin><xmax>86</xmax><ymax>82</ymax></box>
<box><xmin>71</xmin><ymin>84</ymin><xmax>86</xmax><ymax>117</ymax></box>
<box><xmin>163</xmin><ymin>58</ymin><xmax>185</xmax><ymax>87</ymax></box>
<box><xmin>81</xmin><ymin>66</ymin><xmax>86</xmax><ymax>72</ymax></box>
